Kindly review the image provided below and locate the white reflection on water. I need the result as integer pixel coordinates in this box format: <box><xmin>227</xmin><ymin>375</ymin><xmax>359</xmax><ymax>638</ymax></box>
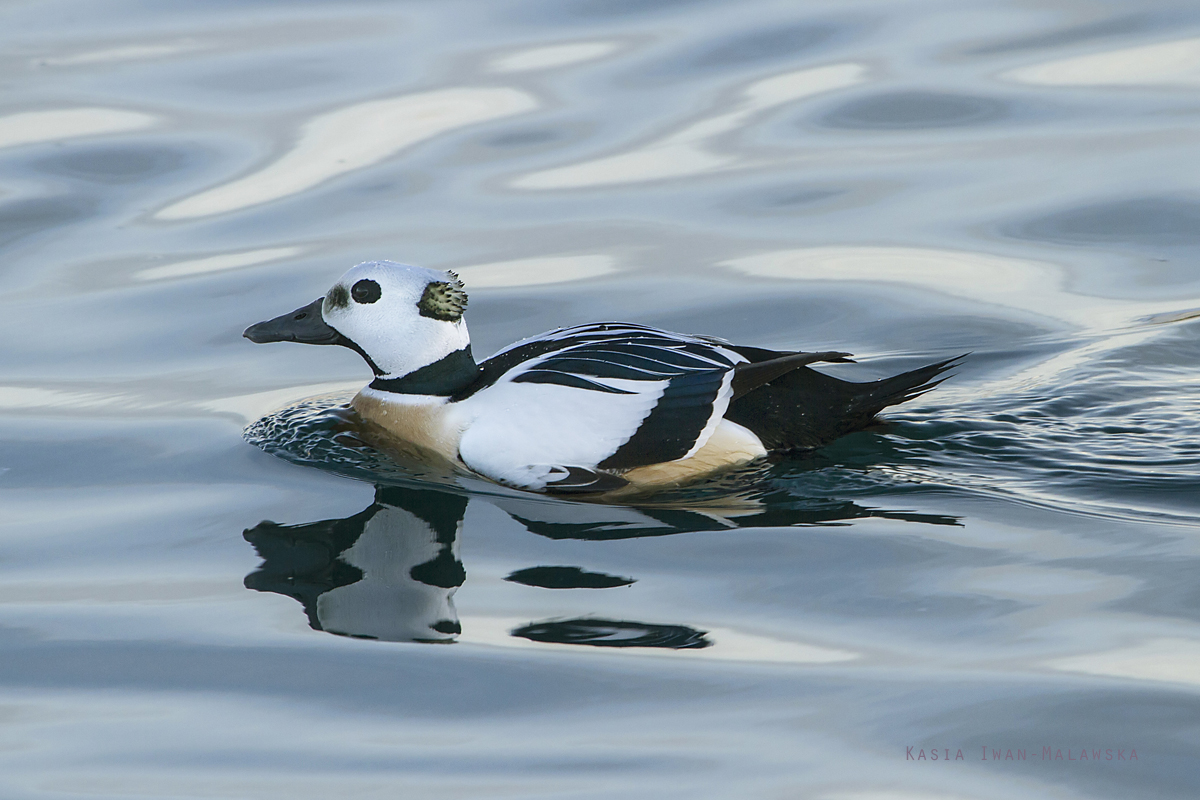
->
<box><xmin>452</xmin><ymin>254</ymin><xmax>617</xmax><ymax>287</ymax></box>
<box><xmin>0</xmin><ymin>578</ymin><xmax>232</xmax><ymax>603</ymax></box>
<box><xmin>134</xmin><ymin>246</ymin><xmax>305</xmax><ymax>282</ymax></box>
<box><xmin>0</xmin><ymin>386</ymin><xmax>142</xmax><ymax>413</ymax></box>
<box><xmin>156</xmin><ymin>87</ymin><xmax>539</xmax><ymax>220</ymax></box>
<box><xmin>0</xmin><ymin>108</ymin><xmax>156</xmax><ymax>150</ymax></box>
<box><xmin>0</xmin><ymin>384</ymin><xmax>361</xmax><ymax>425</ymax></box>
<box><xmin>199</xmin><ymin>386</ymin><xmax>362</xmax><ymax>423</ymax></box>
<box><xmin>1049</xmin><ymin>638</ymin><xmax>1200</xmax><ymax>686</ymax></box>
<box><xmin>35</xmin><ymin>41</ymin><xmax>205</xmax><ymax>68</ymax></box>
<box><xmin>488</xmin><ymin>40</ymin><xmax>622</xmax><ymax>73</ymax></box>
<box><xmin>722</xmin><ymin>245</ymin><xmax>1198</xmax><ymax>329</ymax></box>
<box><xmin>1004</xmin><ymin>36</ymin><xmax>1200</xmax><ymax>87</ymax></box>
<box><xmin>512</xmin><ymin>62</ymin><xmax>867</xmax><ymax>189</ymax></box>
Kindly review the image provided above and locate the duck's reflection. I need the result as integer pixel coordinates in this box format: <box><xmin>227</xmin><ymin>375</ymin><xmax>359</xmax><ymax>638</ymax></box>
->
<box><xmin>490</xmin><ymin>491</ymin><xmax>955</xmax><ymax>540</ymax></box>
<box><xmin>513</xmin><ymin>619</ymin><xmax>712</xmax><ymax>649</ymax></box>
<box><xmin>244</xmin><ymin>481</ymin><xmax>957</xmax><ymax>646</ymax></box>
<box><xmin>244</xmin><ymin>486</ymin><xmax>466</xmax><ymax>643</ymax></box>
<box><xmin>505</xmin><ymin>566</ymin><xmax>634</xmax><ymax>589</ymax></box>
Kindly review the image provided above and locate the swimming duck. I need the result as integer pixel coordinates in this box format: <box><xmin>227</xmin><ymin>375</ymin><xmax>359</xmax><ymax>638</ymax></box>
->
<box><xmin>245</xmin><ymin>260</ymin><xmax>958</xmax><ymax>493</ymax></box>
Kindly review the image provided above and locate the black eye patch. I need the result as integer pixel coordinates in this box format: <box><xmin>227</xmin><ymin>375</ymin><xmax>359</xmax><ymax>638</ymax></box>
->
<box><xmin>351</xmin><ymin>279</ymin><xmax>381</xmax><ymax>304</ymax></box>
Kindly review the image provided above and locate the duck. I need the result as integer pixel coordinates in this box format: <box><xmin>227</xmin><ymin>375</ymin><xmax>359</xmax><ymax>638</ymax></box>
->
<box><xmin>244</xmin><ymin>260</ymin><xmax>960</xmax><ymax>493</ymax></box>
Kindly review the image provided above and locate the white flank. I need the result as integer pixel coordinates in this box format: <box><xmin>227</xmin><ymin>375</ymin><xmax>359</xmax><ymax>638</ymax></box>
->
<box><xmin>0</xmin><ymin>107</ymin><xmax>156</xmax><ymax>150</ymax></box>
<box><xmin>157</xmin><ymin>86</ymin><xmax>540</xmax><ymax>220</ymax></box>
<box><xmin>456</xmin><ymin>379</ymin><xmax>665</xmax><ymax>490</ymax></box>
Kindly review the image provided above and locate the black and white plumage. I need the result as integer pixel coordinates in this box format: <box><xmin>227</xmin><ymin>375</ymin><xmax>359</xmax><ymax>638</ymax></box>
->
<box><xmin>245</xmin><ymin>260</ymin><xmax>959</xmax><ymax>493</ymax></box>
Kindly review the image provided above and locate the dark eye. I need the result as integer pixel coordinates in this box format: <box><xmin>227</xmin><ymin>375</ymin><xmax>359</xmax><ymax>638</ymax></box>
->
<box><xmin>351</xmin><ymin>279</ymin><xmax>381</xmax><ymax>304</ymax></box>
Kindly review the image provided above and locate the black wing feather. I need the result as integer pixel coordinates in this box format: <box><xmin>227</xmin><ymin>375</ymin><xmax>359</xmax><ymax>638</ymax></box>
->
<box><xmin>599</xmin><ymin>369</ymin><xmax>727</xmax><ymax>470</ymax></box>
<box><xmin>456</xmin><ymin>324</ymin><xmax>732</xmax><ymax>400</ymax></box>
<box><xmin>731</xmin><ymin>351</ymin><xmax>855</xmax><ymax>399</ymax></box>
<box><xmin>527</xmin><ymin>355</ymin><xmax>676</xmax><ymax>381</ymax></box>
<box><xmin>457</xmin><ymin>324</ymin><xmax>741</xmax><ymax>471</ymax></box>
<box><xmin>511</xmin><ymin>370</ymin><xmax>638</xmax><ymax>394</ymax></box>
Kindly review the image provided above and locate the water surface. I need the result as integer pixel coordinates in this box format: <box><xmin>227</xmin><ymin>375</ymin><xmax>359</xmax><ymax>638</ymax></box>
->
<box><xmin>2</xmin><ymin>0</ymin><xmax>1199</xmax><ymax>797</ymax></box>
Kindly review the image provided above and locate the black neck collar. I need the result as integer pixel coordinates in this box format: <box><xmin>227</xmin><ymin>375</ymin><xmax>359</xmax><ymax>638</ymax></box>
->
<box><xmin>369</xmin><ymin>346</ymin><xmax>480</xmax><ymax>397</ymax></box>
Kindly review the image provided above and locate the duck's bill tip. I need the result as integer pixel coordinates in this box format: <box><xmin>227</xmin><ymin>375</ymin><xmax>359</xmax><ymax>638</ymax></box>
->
<box><xmin>242</xmin><ymin>321</ymin><xmax>284</xmax><ymax>343</ymax></box>
<box><xmin>243</xmin><ymin>297</ymin><xmax>341</xmax><ymax>345</ymax></box>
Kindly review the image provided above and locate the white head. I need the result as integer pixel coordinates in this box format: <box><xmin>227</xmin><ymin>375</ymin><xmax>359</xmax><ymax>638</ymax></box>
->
<box><xmin>320</xmin><ymin>260</ymin><xmax>471</xmax><ymax>379</ymax></box>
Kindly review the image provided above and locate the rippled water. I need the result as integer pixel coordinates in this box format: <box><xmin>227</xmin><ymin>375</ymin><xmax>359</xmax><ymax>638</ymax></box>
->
<box><xmin>3</xmin><ymin>0</ymin><xmax>1200</xmax><ymax>797</ymax></box>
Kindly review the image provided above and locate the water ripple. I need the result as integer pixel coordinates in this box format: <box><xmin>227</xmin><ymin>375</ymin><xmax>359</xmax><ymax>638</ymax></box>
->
<box><xmin>157</xmin><ymin>87</ymin><xmax>539</xmax><ymax>219</ymax></box>
<box><xmin>512</xmin><ymin>62</ymin><xmax>867</xmax><ymax>188</ymax></box>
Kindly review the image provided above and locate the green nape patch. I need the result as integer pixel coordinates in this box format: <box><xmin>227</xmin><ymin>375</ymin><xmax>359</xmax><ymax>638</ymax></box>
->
<box><xmin>418</xmin><ymin>273</ymin><xmax>468</xmax><ymax>322</ymax></box>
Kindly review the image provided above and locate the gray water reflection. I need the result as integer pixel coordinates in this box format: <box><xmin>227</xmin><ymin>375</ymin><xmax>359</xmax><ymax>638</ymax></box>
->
<box><xmin>821</xmin><ymin>91</ymin><xmax>1009</xmax><ymax>130</ymax></box>
<box><xmin>36</xmin><ymin>145</ymin><xmax>188</xmax><ymax>184</ymax></box>
<box><xmin>1012</xmin><ymin>196</ymin><xmax>1200</xmax><ymax>248</ymax></box>
<box><xmin>0</xmin><ymin>196</ymin><xmax>95</xmax><ymax>248</ymax></box>
<box><xmin>683</xmin><ymin>22</ymin><xmax>844</xmax><ymax>70</ymax></box>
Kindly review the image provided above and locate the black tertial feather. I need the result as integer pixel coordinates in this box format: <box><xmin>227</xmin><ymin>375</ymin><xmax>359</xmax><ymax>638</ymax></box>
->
<box><xmin>528</xmin><ymin>355</ymin><xmax>673</xmax><ymax>381</ymax></box>
<box><xmin>585</xmin><ymin>343</ymin><xmax>733</xmax><ymax>369</ymax></box>
<box><xmin>455</xmin><ymin>323</ymin><xmax>738</xmax><ymax>400</ymax></box>
<box><xmin>599</xmin><ymin>369</ymin><xmax>726</xmax><ymax>470</ymax></box>
<box><xmin>730</xmin><ymin>351</ymin><xmax>855</xmax><ymax>399</ymax></box>
<box><xmin>512</xmin><ymin>370</ymin><xmax>638</xmax><ymax>394</ymax></box>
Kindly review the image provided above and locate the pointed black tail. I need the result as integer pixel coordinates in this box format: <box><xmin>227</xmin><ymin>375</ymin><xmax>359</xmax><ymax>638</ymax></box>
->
<box><xmin>851</xmin><ymin>354</ymin><xmax>965</xmax><ymax>416</ymax></box>
<box><xmin>725</xmin><ymin>355</ymin><xmax>965</xmax><ymax>452</ymax></box>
